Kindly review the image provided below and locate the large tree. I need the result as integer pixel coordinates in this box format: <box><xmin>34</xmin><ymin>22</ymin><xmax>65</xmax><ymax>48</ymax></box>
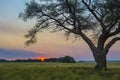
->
<box><xmin>19</xmin><ymin>0</ymin><xmax>120</xmax><ymax>70</ymax></box>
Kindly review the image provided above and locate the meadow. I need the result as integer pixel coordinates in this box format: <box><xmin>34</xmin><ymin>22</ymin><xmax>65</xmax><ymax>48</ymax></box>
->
<box><xmin>0</xmin><ymin>62</ymin><xmax>120</xmax><ymax>80</ymax></box>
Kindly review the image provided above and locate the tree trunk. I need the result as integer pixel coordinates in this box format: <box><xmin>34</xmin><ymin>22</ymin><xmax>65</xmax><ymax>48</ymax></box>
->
<box><xmin>94</xmin><ymin>53</ymin><xmax>107</xmax><ymax>70</ymax></box>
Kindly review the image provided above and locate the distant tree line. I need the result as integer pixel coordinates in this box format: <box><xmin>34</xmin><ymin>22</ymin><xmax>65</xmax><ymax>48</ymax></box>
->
<box><xmin>45</xmin><ymin>56</ymin><xmax>76</xmax><ymax>63</ymax></box>
<box><xmin>0</xmin><ymin>59</ymin><xmax>41</xmax><ymax>62</ymax></box>
<box><xmin>0</xmin><ymin>56</ymin><xmax>76</xmax><ymax>63</ymax></box>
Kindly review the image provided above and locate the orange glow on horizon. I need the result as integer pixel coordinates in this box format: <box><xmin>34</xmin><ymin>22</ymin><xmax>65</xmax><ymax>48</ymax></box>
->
<box><xmin>40</xmin><ymin>57</ymin><xmax>45</xmax><ymax>62</ymax></box>
<box><xmin>36</xmin><ymin>56</ymin><xmax>48</xmax><ymax>62</ymax></box>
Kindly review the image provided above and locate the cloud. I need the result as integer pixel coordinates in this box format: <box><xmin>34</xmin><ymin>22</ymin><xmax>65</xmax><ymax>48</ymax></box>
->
<box><xmin>0</xmin><ymin>48</ymin><xmax>45</xmax><ymax>60</ymax></box>
<box><xmin>0</xmin><ymin>22</ymin><xmax>26</xmax><ymax>35</ymax></box>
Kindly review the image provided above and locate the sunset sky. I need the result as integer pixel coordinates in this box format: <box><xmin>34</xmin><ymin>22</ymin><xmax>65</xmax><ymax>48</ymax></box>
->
<box><xmin>0</xmin><ymin>0</ymin><xmax>120</xmax><ymax>61</ymax></box>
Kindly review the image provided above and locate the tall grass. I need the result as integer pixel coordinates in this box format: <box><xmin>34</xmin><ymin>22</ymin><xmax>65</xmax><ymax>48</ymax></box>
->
<box><xmin>0</xmin><ymin>62</ymin><xmax>120</xmax><ymax>80</ymax></box>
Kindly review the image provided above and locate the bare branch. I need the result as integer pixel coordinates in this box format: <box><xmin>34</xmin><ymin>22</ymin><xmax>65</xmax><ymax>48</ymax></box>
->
<box><xmin>107</xmin><ymin>17</ymin><xmax>119</xmax><ymax>32</ymax></box>
<box><xmin>105</xmin><ymin>37</ymin><xmax>120</xmax><ymax>53</ymax></box>
<box><xmin>81</xmin><ymin>0</ymin><xmax>100</xmax><ymax>21</ymax></box>
<box><xmin>81</xmin><ymin>0</ymin><xmax>106</xmax><ymax>32</ymax></box>
<box><xmin>77</xmin><ymin>31</ymin><xmax>97</xmax><ymax>52</ymax></box>
<box><xmin>107</xmin><ymin>22</ymin><xmax>120</xmax><ymax>37</ymax></box>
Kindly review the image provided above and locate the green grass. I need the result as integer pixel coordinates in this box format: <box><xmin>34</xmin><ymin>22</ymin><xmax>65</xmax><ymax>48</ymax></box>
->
<box><xmin>0</xmin><ymin>62</ymin><xmax>120</xmax><ymax>80</ymax></box>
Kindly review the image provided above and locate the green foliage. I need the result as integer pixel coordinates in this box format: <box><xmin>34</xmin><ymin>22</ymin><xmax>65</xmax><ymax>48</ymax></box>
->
<box><xmin>0</xmin><ymin>62</ymin><xmax>120</xmax><ymax>80</ymax></box>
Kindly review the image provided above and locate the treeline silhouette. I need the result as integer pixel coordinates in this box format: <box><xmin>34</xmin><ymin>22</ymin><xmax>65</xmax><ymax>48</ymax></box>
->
<box><xmin>0</xmin><ymin>59</ymin><xmax>40</xmax><ymax>62</ymax></box>
<box><xmin>0</xmin><ymin>56</ymin><xmax>76</xmax><ymax>63</ymax></box>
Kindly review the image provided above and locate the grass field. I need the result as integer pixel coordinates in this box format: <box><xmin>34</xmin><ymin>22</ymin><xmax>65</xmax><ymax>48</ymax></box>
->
<box><xmin>0</xmin><ymin>62</ymin><xmax>120</xmax><ymax>80</ymax></box>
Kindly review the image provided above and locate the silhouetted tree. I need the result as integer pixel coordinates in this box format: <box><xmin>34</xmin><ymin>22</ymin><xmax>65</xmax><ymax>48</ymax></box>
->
<box><xmin>60</xmin><ymin>56</ymin><xmax>76</xmax><ymax>63</ymax></box>
<box><xmin>14</xmin><ymin>59</ymin><xmax>41</xmax><ymax>62</ymax></box>
<box><xmin>19</xmin><ymin>0</ymin><xmax>120</xmax><ymax>70</ymax></box>
<box><xmin>44</xmin><ymin>56</ymin><xmax>75</xmax><ymax>63</ymax></box>
<box><xmin>0</xmin><ymin>59</ymin><xmax>7</xmax><ymax>62</ymax></box>
<box><xmin>45</xmin><ymin>58</ymin><xmax>58</xmax><ymax>62</ymax></box>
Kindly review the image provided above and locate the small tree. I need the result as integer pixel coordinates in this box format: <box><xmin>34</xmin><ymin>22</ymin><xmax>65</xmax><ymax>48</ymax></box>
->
<box><xmin>19</xmin><ymin>0</ymin><xmax>120</xmax><ymax>70</ymax></box>
<box><xmin>60</xmin><ymin>56</ymin><xmax>76</xmax><ymax>63</ymax></box>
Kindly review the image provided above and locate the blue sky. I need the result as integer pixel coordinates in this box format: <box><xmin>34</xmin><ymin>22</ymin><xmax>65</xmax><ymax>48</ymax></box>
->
<box><xmin>0</xmin><ymin>0</ymin><xmax>120</xmax><ymax>61</ymax></box>
<box><xmin>0</xmin><ymin>0</ymin><xmax>26</xmax><ymax>21</ymax></box>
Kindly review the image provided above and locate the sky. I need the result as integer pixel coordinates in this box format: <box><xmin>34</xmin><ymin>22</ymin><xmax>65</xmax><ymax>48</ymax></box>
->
<box><xmin>0</xmin><ymin>0</ymin><xmax>120</xmax><ymax>61</ymax></box>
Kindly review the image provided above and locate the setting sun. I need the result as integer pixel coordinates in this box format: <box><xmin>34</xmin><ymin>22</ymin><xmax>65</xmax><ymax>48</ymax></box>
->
<box><xmin>40</xmin><ymin>57</ymin><xmax>45</xmax><ymax>62</ymax></box>
<box><xmin>36</xmin><ymin>57</ymin><xmax>48</xmax><ymax>62</ymax></box>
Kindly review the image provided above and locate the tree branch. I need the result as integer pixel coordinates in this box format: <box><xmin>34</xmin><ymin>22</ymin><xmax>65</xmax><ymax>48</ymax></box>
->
<box><xmin>105</xmin><ymin>37</ymin><xmax>120</xmax><ymax>53</ymax></box>
<box><xmin>42</xmin><ymin>9</ymin><xmax>96</xmax><ymax>52</ymax></box>
<box><xmin>107</xmin><ymin>17</ymin><xmax>119</xmax><ymax>32</ymax></box>
<box><xmin>107</xmin><ymin>22</ymin><xmax>120</xmax><ymax>37</ymax></box>
<box><xmin>81</xmin><ymin>0</ymin><xmax>106</xmax><ymax>31</ymax></box>
<box><xmin>81</xmin><ymin>0</ymin><xmax>100</xmax><ymax>21</ymax></box>
<box><xmin>41</xmin><ymin>12</ymin><xmax>71</xmax><ymax>31</ymax></box>
<box><xmin>77</xmin><ymin>31</ymin><xmax>97</xmax><ymax>53</ymax></box>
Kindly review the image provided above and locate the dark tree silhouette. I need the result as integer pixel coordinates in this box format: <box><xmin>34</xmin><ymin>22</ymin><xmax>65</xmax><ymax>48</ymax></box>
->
<box><xmin>60</xmin><ymin>56</ymin><xmax>76</xmax><ymax>63</ymax></box>
<box><xmin>44</xmin><ymin>56</ymin><xmax>76</xmax><ymax>63</ymax></box>
<box><xmin>19</xmin><ymin>0</ymin><xmax>120</xmax><ymax>70</ymax></box>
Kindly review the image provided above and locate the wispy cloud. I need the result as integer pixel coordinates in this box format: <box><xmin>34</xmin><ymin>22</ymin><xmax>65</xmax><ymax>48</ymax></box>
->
<box><xmin>0</xmin><ymin>48</ymin><xmax>46</xmax><ymax>60</ymax></box>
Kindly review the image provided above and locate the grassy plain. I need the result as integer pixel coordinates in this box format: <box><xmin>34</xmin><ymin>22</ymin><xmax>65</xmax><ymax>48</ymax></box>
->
<box><xmin>0</xmin><ymin>62</ymin><xmax>120</xmax><ymax>80</ymax></box>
